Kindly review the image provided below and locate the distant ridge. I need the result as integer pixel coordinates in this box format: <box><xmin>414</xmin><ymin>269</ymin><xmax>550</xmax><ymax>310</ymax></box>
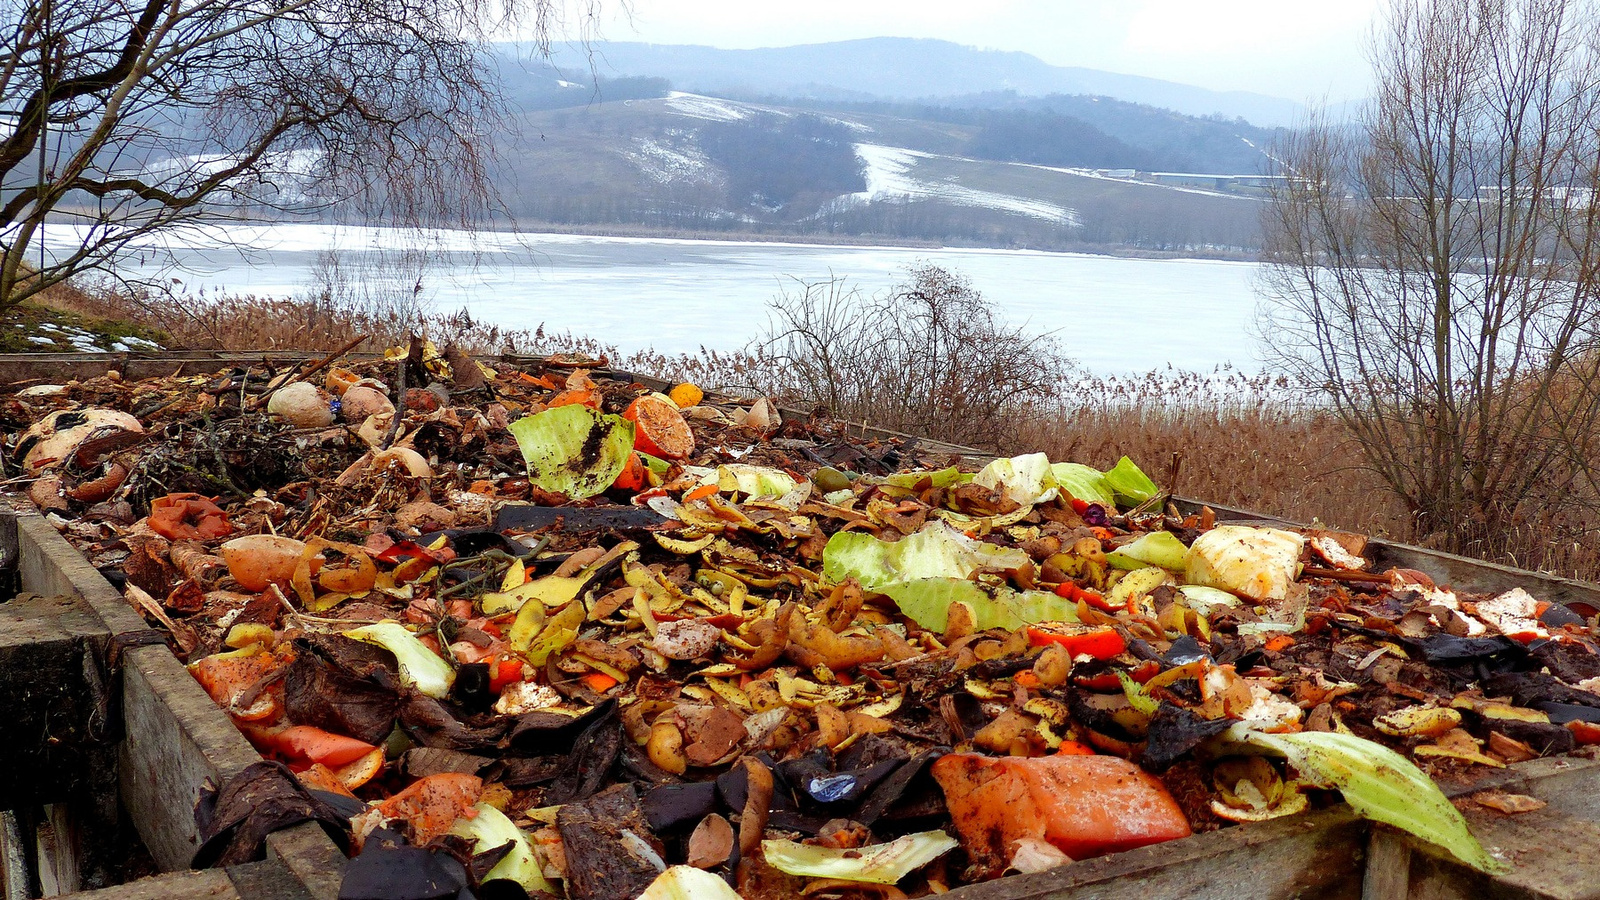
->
<box><xmin>522</xmin><ymin>37</ymin><xmax>1305</xmax><ymax>127</ymax></box>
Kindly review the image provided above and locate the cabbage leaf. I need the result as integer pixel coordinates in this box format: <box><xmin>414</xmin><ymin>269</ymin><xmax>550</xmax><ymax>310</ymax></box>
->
<box><xmin>823</xmin><ymin>524</ymin><xmax>1029</xmax><ymax>589</ymax></box>
<box><xmin>1050</xmin><ymin>462</ymin><xmax>1116</xmax><ymax>507</ymax></box>
<box><xmin>1104</xmin><ymin>456</ymin><xmax>1160</xmax><ymax>506</ymax></box>
<box><xmin>763</xmin><ymin>831</ymin><xmax>957</xmax><ymax>884</ymax></box>
<box><xmin>508</xmin><ymin>405</ymin><xmax>635</xmax><ymax>500</ymax></box>
<box><xmin>973</xmin><ymin>452</ymin><xmax>1058</xmax><ymax>506</ymax></box>
<box><xmin>1245</xmin><ymin>730</ymin><xmax>1508</xmax><ymax>874</ymax></box>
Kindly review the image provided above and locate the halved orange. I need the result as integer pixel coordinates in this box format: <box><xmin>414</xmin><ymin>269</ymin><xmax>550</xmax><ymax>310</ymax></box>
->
<box><xmin>623</xmin><ymin>394</ymin><xmax>694</xmax><ymax>459</ymax></box>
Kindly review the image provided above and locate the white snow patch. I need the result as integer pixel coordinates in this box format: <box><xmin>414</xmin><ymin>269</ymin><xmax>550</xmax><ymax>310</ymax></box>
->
<box><xmin>619</xmin><ymin>136</ymin><xmax>721</xmax><ymax>187</ymax></box>
<box><xmin>665</xmin><ymin>92</ymin><xmax>753</xmax><ymax>122</ymax></box>
<box><xmin>28</xmin><ymin>336</ymin><xmax>55</xmax><ymax>345</ymax></box>
<box><xmin>839</xmin><ymin>144</ymin><xmax>1079</xmax><ymax>225</ymax></box>
<box><xmin>556</xmin><ymin>80</ymin><xmax>582</xmax><ymax>88</ymax></box>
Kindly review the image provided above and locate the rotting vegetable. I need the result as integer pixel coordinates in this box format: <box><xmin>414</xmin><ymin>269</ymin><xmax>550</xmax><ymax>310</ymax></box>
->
<box><xmin>11</xmin><ymin>352</ymin><xmax>1585</xmax><ymax>899</ymax></box>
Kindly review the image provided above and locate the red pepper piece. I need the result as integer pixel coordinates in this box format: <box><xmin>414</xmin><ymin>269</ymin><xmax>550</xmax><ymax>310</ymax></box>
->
<box><xmin>1052</xmin><ymin>582</ymin><xmax>1119</xmax><ymax>612</ymax></box>
<box><xmin>258</xmin><ymin>725</ymin><xmax>377</xmax><ymax>768</ymax></box>
<box><xmin>1027</xmin><ymin>624</ymin><xmax>1127</xmax><ymax>661</ymax></box>
<box><xmin>488</xmin><ymin>657</ymin><xmax>526</xmax><ymax>694</ymax></box>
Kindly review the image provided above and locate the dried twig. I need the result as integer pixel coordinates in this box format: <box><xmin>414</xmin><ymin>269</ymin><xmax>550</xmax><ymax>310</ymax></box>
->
<box><xmin>382</xmin><ymin>336</ymin><xmax>412</xmax><ymax>451</ymax></box>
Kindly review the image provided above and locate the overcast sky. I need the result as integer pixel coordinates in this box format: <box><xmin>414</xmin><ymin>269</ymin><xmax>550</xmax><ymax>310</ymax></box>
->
<box><xmin>571</xmin><ymin>0</ymin><xmax>1387</xmax><ymax>103</ymax></box>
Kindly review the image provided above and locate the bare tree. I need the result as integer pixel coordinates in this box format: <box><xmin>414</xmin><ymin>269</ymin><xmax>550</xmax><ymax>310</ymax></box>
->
<box><xmin>1260</xmin><ymin>0</ymin><xmax>1600</xmax><ymax>555</ymax></box>
<box><xmin>759</xmin><ymin>264</ymin><xmax>1075</xmax><ymax>449</ymax></box>
<box><xmin>0</xmin><ymin>0</ymin><xmax>605</xmax><ymax>308</ymax></box>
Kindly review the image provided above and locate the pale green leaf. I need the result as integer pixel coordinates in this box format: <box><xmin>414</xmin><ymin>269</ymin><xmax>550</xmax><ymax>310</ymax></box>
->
<box><xmin>508</xmin><ymin>405</ymin><xmax>634</xmax><ymax>500</ymax></box>
<box><xmin>1107</xmin><ymin>530</ymin><xmax>1189</xmax><ymax>571</ymax></box>
<box><xmin>1104</xmin><ymin>456</ymin><xmax>1159</xmax><ymax>506</ymax></box>
<box><xmin>1050</xmin><ymin>462</ymin><xmax>1116</xmax><ymax>507</ymax></box>
<box><xmin>763</xmin><ymin>831</ymin><xmax>957</xmax><ymax>884</ymax></box>
<box><xmin>1247</xmin><ymin>730</ymin><xmax>1508</xmax><ymax>874</ymax></box>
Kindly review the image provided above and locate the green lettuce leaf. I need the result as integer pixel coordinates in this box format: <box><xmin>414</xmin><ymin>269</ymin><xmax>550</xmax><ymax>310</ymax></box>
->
<box><xmin>508</xmin><ymin>405</ymin><xmax>635</xmax><ymax>500</ymax></box>
<box><xmin>1050</xmin><ymin>462</ymin><xmax>1116</xmax><ymax>507</ymax></box>
<box><xmin>878</xmin><ymin>578</ymin><xmax>1079</xmax><ymax>632</ymax></box>
<box><xmin>1246</xmin><ymin>731</ymin><xmax>1508</xmax><ymax>874</ymax></box>
<box><xmin>823</xmin><ymin>525</ymin><xmax>1029</xmax><ymax>589</ymax></box>
<box><xmin>1107</xmin><ymin>530</ymin><xmax>1189</xmax><ymax>571</ymax></box>
<box><xmin>1104</xmin><ymin>456</ymin><xmax>1160</xmax><ymax>507</ymax></box>
<box><xmin>973</xmin><ymin>452</ymin><xmax>1058</xmax><ymax>506</ymax></box>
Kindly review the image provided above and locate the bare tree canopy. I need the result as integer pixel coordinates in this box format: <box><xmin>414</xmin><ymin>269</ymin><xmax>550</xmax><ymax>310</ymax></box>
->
<box><xmin>1261</xmin><ymin>0</ymin><xmax>1600</xmax><ymax>556</ymax></box>
<box><xmin>757</xmin><ymin>264</ymin><xmax>1074</xmax><ymax>450</ymax></box>
<box><xmin>0</xmin><ymin>0</ymin><xmax>602</xmax><ymax>307</ymax></box>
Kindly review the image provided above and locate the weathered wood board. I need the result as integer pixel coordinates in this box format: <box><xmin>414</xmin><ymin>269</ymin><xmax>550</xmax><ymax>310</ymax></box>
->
<box><xmin>5</xmin><ymin>512</ymin><xmax>340</xmax><ymax>899</ymax></box>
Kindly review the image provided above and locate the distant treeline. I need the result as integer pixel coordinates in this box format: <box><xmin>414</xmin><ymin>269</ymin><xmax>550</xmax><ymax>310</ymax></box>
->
<box><xmin>496</xmin><ymin>66</ymin><xmax>672</xmax><ymax>112</ymax></box>
<box><xmin>698</xmin><ymin>113</ymin><xmax>866</xmax><ymax>213</ymax></box>
<box><xmin>729</xmin><ymin>91</ymin><xmax>1283</xmax><ymax>175</ymax></box>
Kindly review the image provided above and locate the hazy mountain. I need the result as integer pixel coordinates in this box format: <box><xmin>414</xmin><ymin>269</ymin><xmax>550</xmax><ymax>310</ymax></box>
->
<box><xmin>521</xmin><ymin>37</ymin><xmax>1305</xmax><ymax>127</ymax></box>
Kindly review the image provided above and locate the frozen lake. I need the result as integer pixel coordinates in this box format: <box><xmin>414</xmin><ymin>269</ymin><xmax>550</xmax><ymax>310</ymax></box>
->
<box><xmin>43</xmin><ymin>224</ymin><xmax>1268</xmax><ymax>374</ymax></box>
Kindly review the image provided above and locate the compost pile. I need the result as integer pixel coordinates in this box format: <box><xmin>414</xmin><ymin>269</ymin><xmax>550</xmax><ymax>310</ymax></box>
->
<box><xmin>6</xmin><ymin>347</ymin><xmax>1599</xmax><ymax>898</ymax></box>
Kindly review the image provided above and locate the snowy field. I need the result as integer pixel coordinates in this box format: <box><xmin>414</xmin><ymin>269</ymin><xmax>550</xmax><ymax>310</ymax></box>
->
<box><xmin>38</xmin><ymin>224</ymin><xmax>1267</xmax><ymax>374</ymax></box>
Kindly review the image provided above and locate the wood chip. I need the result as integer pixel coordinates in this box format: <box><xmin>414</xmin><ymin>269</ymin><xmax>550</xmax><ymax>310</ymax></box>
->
<box><xmin>1472</xmin><ymin>790</ymin><xmax>1547</xmax><ymax>814</ymax></box>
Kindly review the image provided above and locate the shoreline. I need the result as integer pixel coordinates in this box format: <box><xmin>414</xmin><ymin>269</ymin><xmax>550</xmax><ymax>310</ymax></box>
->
<box><xmin>38</xmin><ymin>212</ymin><xmax>1260</xmax><ymax>264</ymax></box>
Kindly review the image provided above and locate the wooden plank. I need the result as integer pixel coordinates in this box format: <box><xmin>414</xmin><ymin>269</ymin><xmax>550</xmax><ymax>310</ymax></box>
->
<box><xmin>118</xmin><ymin>645</ymin><xmax>260</xmax><ymax>871</ymax></box>
<box><xmin>9</xmin><ymin>512</ymin><xmax>350</xmax><ymax>892</ymax></box>
<box><xmin>940</xmin><ymin>809</ymin><xmax>1366</xmax><ymax>900</ymax></box>
<box><xmin>263</xmin><ymin>829</ymin><xmax>343</xmax><ymax>900</ymax></box>
<box><xmin>52</xmin><ymin>868</ymin><xmax>239</xmax><ymax>900</ymax></box>
<box><xmin>0</xmin><ymin>595</ymin><xmax>113</xmax><ymax>810</ymax></box>
<box><xmin>1363</xmin><ymin>829</ymin><xmax>1412</xmax><ymax>899</ymax></box>
<box><xmin>36</xmin><ymin>804</ymin><xmax>81</xmax><ymax>897</ymax></box>
<box><xmin>0</xmin><ymin>810</ymin><xmax>28</xmax><ymax>900</ymax></box>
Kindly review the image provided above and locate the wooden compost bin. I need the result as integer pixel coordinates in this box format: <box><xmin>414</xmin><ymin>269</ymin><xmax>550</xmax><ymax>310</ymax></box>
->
<box><xmin>4</xmin><ymin>350</ymin><xmax>1600</xmax><ymax>900</ymax></box>
<box><xmin>1</xmin><ymin>509</ymin><xmax>343</xmax><ymax>900</ymax></box>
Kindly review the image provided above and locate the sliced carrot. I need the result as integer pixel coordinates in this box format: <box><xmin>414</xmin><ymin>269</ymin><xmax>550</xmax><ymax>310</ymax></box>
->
<box><xmin>1264</xmin><ymin>634</ymin><xmax>1296</xmax><ymax>653</ymax></box>
<box><xmin>611</xmin><ymin>452</ymin><xmax>649</xmax><ymax>492</ymax></box>
<box><xmin>1013</xmin><ymin>671</ymin><xmax>1042</xmax><ymax>689</ymax></box>
<box><xmin>685</xmin><ymin>484</ymin><xmax>719</xmax><ymax>503</ymax></box>
<box><xmin>262</xmin><ymin>725</ymin><xmax>378</xmax><ymax>768</ymax></box>
<box><xmin>579</xmin><ymin>672</ymin><xmax>619</xmax><ymax>693</ymax></box>
<box><xmin>548</xmin><ymin>388</ymin><xmax>600</xmax><ymax>409</ymax></box>
<box><xmin>1054</xmin><ymin>740</ymin><xmax>1097</xmax><ymax>756</ymax></box>
<box><xmin>1568</xmin><ymin>721</ymin><xmax>1600</xmax><ymax>745</ymax></box>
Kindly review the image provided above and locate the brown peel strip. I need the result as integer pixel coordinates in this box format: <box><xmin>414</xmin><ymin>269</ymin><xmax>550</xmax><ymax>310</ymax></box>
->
<box><xmin>739</xmin><ymin>757</ymin><xmax>773</xmax><ymax>857</ymax></box>
<box><xmin>733</xmin><ymin>602</ymin><xmax>793</xmax><ymax>671</ymax></box>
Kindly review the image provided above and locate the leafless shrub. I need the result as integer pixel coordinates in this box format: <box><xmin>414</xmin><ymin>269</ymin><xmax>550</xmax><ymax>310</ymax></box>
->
<box><xmin>734</xmin><ymin>264</ymin><xmax>1075</xmax><ymax>449</ymax></box>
